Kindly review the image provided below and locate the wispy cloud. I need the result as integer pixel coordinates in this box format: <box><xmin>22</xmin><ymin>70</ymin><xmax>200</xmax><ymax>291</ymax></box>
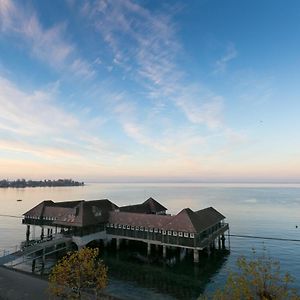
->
<box><xmin>214</xmin><ymin>43</ymin><xmax>238</xmax><ymax>74</ymax></box>
<box><xmin>82</xmin><ymin>0</ymin><xmax>234</xmax><ymax>146</ymax></box>
<box><xmin>0</xmin><ymin>76</ymin><xmax>125</xmax><ymax>162</ymax></box>
<box><xmin>0</xmin><ymin>0</ymin><xmax>94</xmax><ymax>78</ymax></box>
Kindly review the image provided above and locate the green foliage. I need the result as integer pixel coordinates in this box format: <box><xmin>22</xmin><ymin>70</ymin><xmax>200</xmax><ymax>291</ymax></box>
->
<box><xmin>48</xmin><ymin>247</ymin><xmax>107</xmax><ymax>299</ymax></box>
<box><xmin>200</xmin><ymin>250</ymin><xmax>300</xmax><ymax>300</ymax></box>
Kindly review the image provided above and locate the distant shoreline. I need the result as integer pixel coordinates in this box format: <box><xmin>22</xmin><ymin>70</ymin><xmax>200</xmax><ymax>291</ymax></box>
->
<box><xmin>0</xmin><ymin>179</ymin><xmax>84</xmax><ymax>188</ymax></box>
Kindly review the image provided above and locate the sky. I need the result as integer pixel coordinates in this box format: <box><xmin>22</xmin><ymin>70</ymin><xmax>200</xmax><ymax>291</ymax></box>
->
<box><xmin>0</xmin><ymin>0</ymin><xmax>300</xmax><ymax>182</ymax></box>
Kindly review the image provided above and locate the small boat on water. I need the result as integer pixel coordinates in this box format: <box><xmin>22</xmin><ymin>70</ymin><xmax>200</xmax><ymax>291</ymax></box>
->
<box><xmin>17</xmin><ymin>199</ymin><xmax>22</xmax><ymax>202</ymax></box>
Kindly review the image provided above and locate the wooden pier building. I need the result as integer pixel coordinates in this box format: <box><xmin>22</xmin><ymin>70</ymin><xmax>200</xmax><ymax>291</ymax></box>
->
<box><xmin>22</xmin><ymin>198</ymin><xmax>229</xmax><ymax>263</ymax></box>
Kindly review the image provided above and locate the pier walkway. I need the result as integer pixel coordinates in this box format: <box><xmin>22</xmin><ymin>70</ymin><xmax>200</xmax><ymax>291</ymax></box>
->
<box><xmin>0</xmin><ymin>236</ymin><xmax>71</xmax><ymax>266</ymax></box>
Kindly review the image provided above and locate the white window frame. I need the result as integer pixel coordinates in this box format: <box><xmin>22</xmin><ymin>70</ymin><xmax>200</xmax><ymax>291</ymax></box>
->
<box><xmin>184</xmin><ymin>232</ymin><xmax>189</xmax><ymax>238</ymax></box>
<box><xmin>123</xmin><ymin>225</ymin><xmax>126</xmax><ymax>229</ymax></box>
<box><xmin>127</xmin><ymin>225</ymin><xmax>130</xmax><ymax>229</ymax></box>
<box><xmin>149</xmin><ymin>228</ymin><xmax>153</xmax><ymax>232</ymax></box>
<box><xmin>162</xmin><ymin>230</ymin><xmax>166</xmax><ymax>235</ymax></box>
<box><xmin>178</xmin><ymin>232</ymin><xmax>183</xmax><ymax>237</ymax></box>
<box><xmin>118</xmin><ymin>224</ymin><xmax>122</xmax><ymax>229</ymax></box>
<box><xmin>145</xmin><ymin>228</ymin><xmax>148</xmax><ymax>232</ymax></box>
<box><xmin>190</xmin><ymin>233</ymin><xmax>195</xmax><ymax>238</ymax></box>
<box><xmin>173</xmin><ymin>231</ymin><xmax>178</xmax><ymax>236</ymax></box>
<box><xmin>114</xmin><ymin>224</ymin><xmax>118</xmax><ymax>228</ymax></box>
<box><xmin>131</xmin><ymin>226</ymin><xmax>135</xmax><ymax>230</ymax></box>
<box><xmin>154</xmin><ymin>228</ymin><xmax>158</xmax><ymax>233</ymax></box>
<box><xmin>167</xmin><ymin>231</ymin><xmax>172</xmax><ymax>236</ymax></box>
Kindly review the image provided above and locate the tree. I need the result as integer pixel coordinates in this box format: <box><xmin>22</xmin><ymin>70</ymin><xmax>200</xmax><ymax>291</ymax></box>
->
<box><xmin>49</xmin><ymin>247</ymin><xmax>108</xmax><ymax>299</ymax></box>
<box><xmin>201</xmin><ymin>250</ymin><xmax>300</xmax><ymax>300</ymax></box>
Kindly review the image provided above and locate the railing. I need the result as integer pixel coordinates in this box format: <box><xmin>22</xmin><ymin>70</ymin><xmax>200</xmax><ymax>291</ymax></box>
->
<box><xmin>199</xmin><ymin>223</ymin><xmax>229</xmax><ymax>248</ymax></box>
<box><xmin>107</xmin><ymin>223</ymin><xmax>230</xmax><ymax>248</ymax></box>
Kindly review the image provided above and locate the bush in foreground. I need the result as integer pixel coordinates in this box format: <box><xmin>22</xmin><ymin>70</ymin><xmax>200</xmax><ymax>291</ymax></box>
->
<box><xmin>49</xmin><ymin>247</ymin><xmax>107</xmax><ymax>299</ymax></box>
<box><xmin>201</xmin><ymin>251</ymin><xmax>300</xmax><ymax>300</ymax></box>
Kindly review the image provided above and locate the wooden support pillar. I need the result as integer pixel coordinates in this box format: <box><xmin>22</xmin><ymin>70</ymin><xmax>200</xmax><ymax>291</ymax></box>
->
<box><xmin>180</xmin><ymin>248</ymin><xmax>187</xmax><ymax>261</ymax></box>
<box><xmin>207</xmin><ymin>246</ymin><xmax>211</xmax><ymax>256</ymax></box>
<box><xmin>218</xmin><ymin>236</ymin><xmax>221</xmax><ymax>249</ymax></box>
<box><xmin>55</xmin><ymin>226</ymin><xmax>57</xmax><ymax>235</ymax></box>
<box><xmin>147</xmin><ymin>243</ymin><xmax>151</xmax><ymax>256</ymax></box>
<box><xmin>26</xmin><ymin>225</ymin><xmax>30</xmax><ymax>242</ymax></box>
<box><xmin>221</xmin><ymin>234</ymin><xmax>226</xmax><ymax>249</ymax></box>
<box><xmin>193</xmin><ymin>249</ymin><xmax>199</xmax><ymax>263</ymax></box>
<box><xmin>47</xmin><ymin>228</ymin><xmax>50</xmax><ymax>237</ymax></box>
<box><xmin>41</xmin><ymin>247</ymin><xmax>45</xmax><ymax>274</ymax></box>
<box><xmin>40</xmin><ymin>227</ymin><xmax>44</xmax><ymax>240</ymax></box>
<box><xmin>103</xmin><ymin>239</ymin><xmax>108</xmax><ymax>247</ymax></box>
<box><xmin>116</xmin><ymin>238</ymin><xmax>120</xmax><ymax>251</ymax></box>
<box><xmin>31</xmin><ymin>258</ymin><xmax>36</xmax><ymax>273</ymax></box>
<box><xmin>163</xmin><ymin>245</ymin><xmax>166</xmax><ymax>258</ymax></box>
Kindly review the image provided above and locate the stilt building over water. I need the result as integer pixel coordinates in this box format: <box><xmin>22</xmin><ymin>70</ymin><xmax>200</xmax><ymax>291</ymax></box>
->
<box><xmin>22</xmin><ymin>198</ymin><xmax>229</xmax><ymax>263</ymax></box>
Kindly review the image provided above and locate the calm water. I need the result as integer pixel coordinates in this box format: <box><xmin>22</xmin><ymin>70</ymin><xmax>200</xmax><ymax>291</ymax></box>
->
<box><xmin>1</xmin><ymin>183</ymin><xmax>300</xmax><ymax>298</ymax></box>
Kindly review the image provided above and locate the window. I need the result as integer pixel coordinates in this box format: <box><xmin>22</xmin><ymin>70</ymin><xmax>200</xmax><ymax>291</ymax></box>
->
<box><xmin>190</xmin><ymin>233</ymin><xmax>195</xmax><ymax>238</ymax></box>
<box><xmin>131</xmin><ymin>226</ymin><xmax>135</xmax><ymax>230</ymax></box>
<box><xmin>127</xmin><ymin>225</ymin><xmax>130</xmax><ymax>229</ymax></box>
<box><xmin>123</xmin><ymin>225</ymin><xmax>126</xmax><ymax>229</ymax></box>
<box><xmin>149</xmin><ymin>228</ymin><xmax>153</xmax><ymax>232</ymax></box>
<box><xmin>118</xmin><ymin>224</ymin><xmax>122</xmax><ymax>228</ymax></box>
<box><xmin>178</xmin><ymin>232</ymin><xmax>183</xmax><ymax>237</ymax></box>
<box><xmin>135</xmin><ymin>226</ymin><xmax>139</xmax><ymax>230</ymax></box>
<box><xmin>114</xmin><ymin>224</ymin><xmax>118</xmax><ymax>228</ymax></box>
<box><xmin>184</xmin><ymin>232</ymin><xmax>189</xmax><ymax>238</ymax></box>
<box><xmin>162</xmin><ymin>230</ymin><xmax>166</xmax><ymax>235</ymax></box>
<box><xmin>145</xmin><ymin>228</ymin><xmax>148</xmax><ymax>232</ymax></box>
<box><xmin>154</xmin><ymin>228</ymin><xmax>158</xmax><ymax>233</ymax></box>
<box><xmin>140</xmin><ymin>227</ymin><xmax>144</xmax><ymax>231</ymax></box>
<box><xmin>110</xmin><ymin>224</ymin><xmax>114</xmax><ymax>228</ymax></box>
<box><xmin>173</xmin><ymin>231</ymin><xmax>177</xmax><ymax>236</ymax></box>
<box><xmin>167</xmin><ymin>231</ymin><xmax>172</xmax><ymax>235</ymax></box>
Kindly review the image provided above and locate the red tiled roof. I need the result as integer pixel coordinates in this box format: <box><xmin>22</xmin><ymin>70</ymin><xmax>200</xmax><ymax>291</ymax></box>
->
<box><xmin>109</xmin><ymin>211</ymin><xmax>173</xmax><ymax>228</ymax></box>
<box><xmin>120</xmin><ymin>197</ymin><xmax>167</xmax><ymax>214</ymax></box>
<box><xmin>109</xmin><ymin>206</ymin><xmax>225</xmax><ymax>233</ymax></box>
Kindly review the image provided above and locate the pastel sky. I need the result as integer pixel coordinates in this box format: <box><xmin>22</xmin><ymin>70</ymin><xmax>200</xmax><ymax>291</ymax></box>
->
<box><xmin>0</xmin><ymin>0</ymin><xmax>300</xmax><ymax>182</ymax></box>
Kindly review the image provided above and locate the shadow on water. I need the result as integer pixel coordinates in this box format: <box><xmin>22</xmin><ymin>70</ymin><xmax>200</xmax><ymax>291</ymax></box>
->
<box><xmin>89</xmin><ymin>240</ymin><xmax>230</xmax><ymax>300</ymax></box>
<box><xmin>15</xmin><ymin>239</ymin><xmax>229</xmax><ymax>299</ymax></box>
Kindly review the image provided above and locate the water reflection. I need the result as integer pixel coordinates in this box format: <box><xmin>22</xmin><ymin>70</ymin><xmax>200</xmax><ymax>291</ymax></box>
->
<box><xmin>100</xmin><ymin>240</ymin><xmax>230</xmax><ymax>300</ymax></box>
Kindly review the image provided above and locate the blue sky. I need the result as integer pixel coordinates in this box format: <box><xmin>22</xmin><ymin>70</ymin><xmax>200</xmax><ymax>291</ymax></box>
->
<box><xmin>0</xmin><ymin>0</ymin><xmax>300</xmax><ymax>182</ymax></box>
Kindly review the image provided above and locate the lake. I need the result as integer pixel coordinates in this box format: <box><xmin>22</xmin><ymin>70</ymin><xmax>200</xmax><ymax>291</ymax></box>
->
<box><xmin>0</xmin><ymin>182</ymin><xmax>300</xmax><ymax>299</ymax></box>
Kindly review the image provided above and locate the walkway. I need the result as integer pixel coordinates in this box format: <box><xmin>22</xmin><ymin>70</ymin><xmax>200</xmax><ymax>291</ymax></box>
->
<box><xmin>0</xmin><ymin>267</ymin><xmax>49</xmax><ymax>300</ymax></box>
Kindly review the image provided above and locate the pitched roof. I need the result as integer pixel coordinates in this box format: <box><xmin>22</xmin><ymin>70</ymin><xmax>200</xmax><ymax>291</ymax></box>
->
<box><xmin>54</xmin><ymin>199</ymin><xmax>119</xmax><ymax>227</ymax></box>
<box><xmin>119</xmin><ymin>197</ymin><xmax>167</xmax><ymax>214</ymax></box>
<box><xmin>109</xmin><ymin>206</ymin><xmax>225</xmax><ymax>233</ymax></box>
<box><xmin>24</xmin><ymin>199</ymin><xmax>119</xmax><ymax>227</ymax></box>
<box><xmin>109</xmin><ymin>211</ymin><xmax>173</xmax><ymax>228</ymax></box>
